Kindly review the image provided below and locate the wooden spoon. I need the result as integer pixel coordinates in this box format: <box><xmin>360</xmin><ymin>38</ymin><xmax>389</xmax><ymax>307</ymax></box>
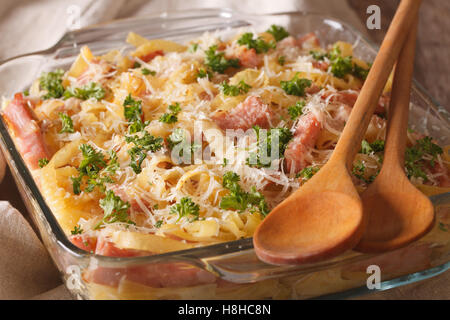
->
<box><xmin>355</xmin><ymin>18</ymin><xmax>435</xmax><ymax>253</ymax></box>
<box><xmin>253</xmin><ymin>0</ymin><xmax>422</xmax><ymax>265</ymax></box>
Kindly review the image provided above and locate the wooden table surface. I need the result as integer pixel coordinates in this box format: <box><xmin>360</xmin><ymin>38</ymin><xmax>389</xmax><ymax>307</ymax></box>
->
<box><xmin>0</xmin><ymin>0</ymin><xmax>448</xmax><ymax>300</ymax></box>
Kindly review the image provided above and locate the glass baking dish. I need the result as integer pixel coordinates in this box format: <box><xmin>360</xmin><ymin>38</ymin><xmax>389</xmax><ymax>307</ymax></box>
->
<box><xmin>0</xmin><ymin>9</ymin><xmax>449</xmax><ymax>300</ymax></box>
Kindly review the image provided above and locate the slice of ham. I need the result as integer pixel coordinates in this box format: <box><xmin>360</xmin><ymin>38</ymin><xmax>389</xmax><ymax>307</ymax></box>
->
<box><xmin>278</xmin><ymin>33</ymin><xmax>321</xmax><ymax>50</ymax></box>
<box><xmin>212</xmin><ymin>96</ymin><xmax>274</xmax><ymax>131</ymax></box>
<box><xmin>139</xmin><ymin>50</ymin><xmax>164</xmax><ymax>63</ymax></box>
<box><xmin>2</xmin><ymin>93</ymin><xmax>49</xmax><ymax>169</ymax></box>
<box><xmin>284</xmin><ymin>113</ymin><xmax>322</xmax><ymax>173</ymax></box>
<box><xmin>322</xmin><ymin>90</ymin><xmax>389</xmax><ymax>115</ymax></box>
<box><xmin>78</xmin><ymin>236</ymin><xmax>216</xmax><ymax>288</ymax></box>
<box><xmin>236</xmin><ymin>48</ymin><xmax>262</xmax><ymax>69</ymax></box>
<box><xmin>429</xmin><ymin>162</ymin><xmax>450</xmax><ymax>188</ymax></box>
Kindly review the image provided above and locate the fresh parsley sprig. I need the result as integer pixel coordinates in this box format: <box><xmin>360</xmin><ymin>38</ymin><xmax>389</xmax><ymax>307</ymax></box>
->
<box><xmin>94</xmin><ymin>190</ymin><xmax>134</xmax><ymax>229</ymax></box>
<box><xmin>64</xmin><ymin>82</ymin><xmax>105</xmax><ymax>101</ymax></box>
<box><xmin>204</xmin><ymin>45</ymin><xmax>240</xmax><ymax>74</ymax></box>
<box><xmin>280</xmin><ymin>73</ymin><xmax>312</xmax><ymax>97</ymax></box>
<box><xmin>58</xmin><ymin>112</ymin><xmax>75</xmax><ymax>133</ymax></box>
<box><xmin>125</xmin><ymin>131</ymin><xmax>164</xmax><ymax>174</ymax></box>
<box><xmin>287</xmin><ymin>101</ymin><xmax>305</xmax><ymax>120</ymax></box>
<box><xmin>246</xmin><ymin>126</ymin><xmax>293</xmax><ymax>168</ymax></box>
<box><xmin>237</xmin><ymin>32</ymin><xmax>275</xmax><ymax>53</ymax></box>
<box><xmin>170</xmin><ymin>197</ymin><xmax>200</xmax><ymax>222</ymax></box>
<box><xmin>219</xmin><ymin>172</ymin><xmax>269</xmax><ymax>216</ymax></box>
<box><xmin>159</xmin><ymin>103</ymin><xmax>182</xmax><ymax>124</ymax></box>
<box><xmin>266</xmin><ymin>25</ymin><xmax>290</xmax><ymax>42</ymax></box>
<box><xmin>220</xmin><ymin>80</ymin><xmax>251</xmax><ymax>96</ymax></box>
<box><xmin>39</xmin><ymin>69</ymin><xmax>65</xmax><ymax>100</ymax></box>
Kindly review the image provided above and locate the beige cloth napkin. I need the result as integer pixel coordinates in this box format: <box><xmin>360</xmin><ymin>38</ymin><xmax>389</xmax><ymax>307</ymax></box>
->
<box><xmin>0</xmin><ymin>0</ymin><xmax>365</xmax><ymax>300</ymax></box>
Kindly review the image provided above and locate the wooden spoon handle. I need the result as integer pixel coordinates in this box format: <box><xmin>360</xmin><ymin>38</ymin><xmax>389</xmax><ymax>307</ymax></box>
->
<box><xmin>331</xmin><ymin>0</ymin><xmax>422</xmax><ymax>170</ymax></box>
<box><xmin>382</xmin><ymin>18</ymin><xmax>418</xmax><ymax>175</ymax></box>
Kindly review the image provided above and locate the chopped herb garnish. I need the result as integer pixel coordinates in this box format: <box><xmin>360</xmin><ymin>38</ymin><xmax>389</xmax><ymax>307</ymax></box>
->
<box><xmin>133</xmin><ymin>61</ymin><xmax>141</xmax><ymax>68</ymax></box>
<box><xmin>38</xmin><ymin>158</ymin><xmax>49</xmax><ymax>168</ymax></box>
<box><xmin>439</xmin><ymin>222</ymin><xmax>448</xmax><ymax>232</ymax></box>
<box><xmin>159</xmin><ymin>103</ymin><xmax>181</xmax><ymax>124</ymax></box>
<box><xmin>237</xmin><ymin>32</ymin><xmax>275</xmax><ymax>53</ymax></box>
<box><xmin>266</xmin><ymin>25</ymin><xmax>290</xmax><ymax>42</ymax></box>
<box><xmin>287</xmin><ymin>100</ymin><xmax>305</xmax><ymax>120</ymax></box>
<box><xmin>95</xmin><ymin>190</ymin><xmax>134</xmax><ymax>229</ymax></box>
<box><xmin>246</xmin><ymin>126</ymin><xmax>293</xmax><ymax>168</ymax></box>
<box><xmin>352</xmin><ymin>160</ymin><xmax>377</xmax><ymax>184</ymax></box>
<box><xmin>220</xmin><ymin>80</ymin><xmax>251</xmax><ymax>96</ymax></box>
<box><xmin>63</xmin><ymin>82</ymin><xmax>105</xmax><ymax>101</ymax></box>
<box><xmin>70</xmin><ymin>145</ymin><xmax>118</xmax><ymax>195</ymax></box>
<box><xmin>219</xmin><ymin>171</ymin><xmax>269</xmax><ymax>216</ymax></box>
<box><xmin>58</xmin><ymin>112</ymin><xmax>74</xmax><ymax>133</ymax></box>
<box><xmin>222</xmin><ymin>158</ymin><xmax>228</xmax><ymax>167</ymax></box>
<box><xmin>71</xmin><ymin>225</ymin><xmax>83</xmax><ymax>235</ymax></box>
<box><xmin>123</xmin><ymin>94</ymin><xmax>148</xmax><ymax>133</ymax></box>
<box><xmin>167</xmin><ymin>128</ymin><xmax>199</xmax><ymax>161</ymax></box>
<box><xmin>170</xmin><ymin>197</ymin><xmax>200</xmax><ymax>222</ymax></box>
<box><xmin>280</xmin><ymin>73</ymin><xmax>312</xmax><ymax>97</ymax></box>
<box><xmin>405</xmin><ymin>137</ymin><xmax>443</xmax><ymax>181</ymax></box>
<box><xmin>278</xmin><ymin>55</ymin><xmax>286</xmax><ymax>66</ymax></box>
<box><xmin>360</xmin><ymin>139</ymin><xmax>385</xmax><ymax>154</ymax></box>
<box><xmin>204</xmin><ymin>45</ymin><xmax>240</xmax><ymax>74</ymax></box>
<box><xmin>196</xmin><ymin>68</ymin><xmax>212</xmax><ymax>79</ymax></box>
<box><xmin>125</xmin><ymin>132</ymin><xmax>164</xmax><ymax>174</ymax></box>
<box><xmin>310</xmin><ymin>45</ymin><xmax>370</xmax><ymax>80</ymax></box>
<box><xmin>39</xmin><ymin>69</ymin><xmax>65</xmax><ymax>99</ymax></box>
<box><xmin>155</xmin><ymin>220</ymin><xmax>163</xmax><ymax>228</ymax></box>
<box><xmin>296</xmin><ymin>166</ymin><xmax>319</xmax><ymax>180</ymax></box>
<box><xmin>23</xmin><ymin>89</ymin><xmax>30</xmax><ymax>96</ymax></box>
<box><xmin>189</xmin><ymin>43</ymin><xmax>199</xmax><ymax>53</ymax></box>
<box><xmin>142</xmin><ymin>68</ymin><xmax>156</xmax><ymax>76</ymax></box>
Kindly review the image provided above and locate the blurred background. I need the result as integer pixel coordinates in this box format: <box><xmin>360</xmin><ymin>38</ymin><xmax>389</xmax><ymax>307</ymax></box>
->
<box><xmin>0</xmin><ymin>0</ymin><xmax>448</xmax><ymax>299</ymax></box>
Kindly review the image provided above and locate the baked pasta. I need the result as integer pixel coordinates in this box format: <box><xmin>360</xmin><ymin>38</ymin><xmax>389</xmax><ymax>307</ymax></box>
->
<box><xmin>2</xmin><ymin>26</ymin><xmax>449</xmax><ymax>297</ymax></box>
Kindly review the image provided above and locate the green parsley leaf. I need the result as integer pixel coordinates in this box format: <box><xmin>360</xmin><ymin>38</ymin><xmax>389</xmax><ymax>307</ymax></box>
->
<box><xmin>280</xmin><ymin>73</ymin><xmax>312</xmax><ymax>97</ymax></box>
<box><xmin>266</xmin><ymin>25</ymin><xmax>290</xmax><ymax>42</ymax></box>
<box><xmin>287</xmin><ymin>100</ymin><xmax>305</xmax><ymax>120</ymax></box>
<box><xmin>220</xmin><ymin>80</ymin><xmax>251</xmax><ymax>96</ymax></box>
<box><xmin>64</xmin><ymin>82</ymin><xmax>105</xmax><ymax>101</ymax></box>
<box><xmin>204</xmin><ymin>45</ymin><xmax>240</xmax><ymax>74</ymax></box>
<box><xmin>309</xmin><ymin>50</ymin><xmax>327</xmax><ymax>61</ymax></box>
<box><xmin>246</xmin><ymin>126</ymin><xmax>293</xmax><ymax>168</ymax></box>
<box><xmin>38</xmin><ymin>158</ymin><xmax>49</xmax><ymax>168</ymax></box>
<box><xmin>405</xmin><ymin>137</ymin><xmax>443</xmax><ymax>180</ymax></box>
<box><xmin>133</xmin><ymin>61</ymin><xmax>141</xmax><ymax>68</ymax></box>
<box><xmin>189</xmin><ymin>43</ymin><xmax>199</xmax><ymax>53</ymax></box>
<box><xmin>95</xmin><ymin>190</ymin><xmax>134</xmax><ymax>229</ymax></box>
<box><xmin>71</xmin><ymin>225</ymin><xmax>83</xmax><ymax>235</ymax></box>
<box><xmin>196</xmin><ymin>68</ymin><xmax>212</xmax><ymax>79</ymax></box>
<box><xmin>296</xmin><ymin>166</ymin><xmax>319</xmax><ymax>180</ymax></box>
<box><xmin>278</xmin><ymin>55</ymin><xmax>286</xmax><ymax>66</ymax></box>
<box><xmin>126</xmin><ymin>132</ymin><xmax>164</xmax><ymax>174</ymax></box>
<box><xmin>361</xmin><ymin>139</ymin><xmax>385</xmax><ymax>154</ymax></box>
<box><xmin>70</xmin><ymin>145</ymin><xmax>118</xmax><ymax>195</ymax></box>
<box><xmin>159</xmin><ymin>103</ymin><xmax>181</xmax><ymax>124</ymax></box>
<box><xmin>155</xmin><ymin>220</ymin><xmax>163</xmax><ymax>228</ymax></box>
<box><xmin>58</xmin><ymin>112</ymin><xmax>74</xmax><ymax>133</ymax></box>
<box><xmin>39</xmin><ymin>69</ymin><xmax>65</xmax><ymax>99</ymax></box>
<box><xmin>141</xmin><ymin>68</ymin><xmax>156</xmax><ymax>76</ymax></box>
<box><xmin>219</xmin><ymin>172</ymin><xmax>269</xmax><ymax>216</ymax></box>
<box><xmin>123</xmin><ymin>94</ymin><xmax>149</xmax><ymax>133</ymax></box>
<box><xmin>170</xmin><ymin>197</ymin><xmax>200</xmax><ymax>222</ymax></box>
<box><xmin>237</xmin><ymin>32</ymin><xmax>275</xmax><ymax>54</ymax></box>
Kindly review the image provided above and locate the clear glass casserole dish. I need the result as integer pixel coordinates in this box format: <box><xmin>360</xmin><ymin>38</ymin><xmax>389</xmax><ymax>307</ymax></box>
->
<box><xmin>0</xmin><ymin>9</ymin><xmax>449</xmax><ymax>300</ymax></box>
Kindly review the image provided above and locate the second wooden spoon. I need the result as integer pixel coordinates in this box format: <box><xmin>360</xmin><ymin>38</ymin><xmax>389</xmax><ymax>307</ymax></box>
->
<box><xmin>355</xmin><ymin>18</ymin><xmax>435</xmax><ymax>253</ymax></box>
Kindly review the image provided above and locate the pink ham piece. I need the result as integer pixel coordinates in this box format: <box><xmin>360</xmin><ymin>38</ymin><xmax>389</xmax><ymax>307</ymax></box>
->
<box><xmin>284</xmin><ymin>113</ymin><xmax>322</xmax><ymax>173</ymax></box>
<box><xmin>212</xmin><ymin>96</ymin><xmax>274</xmax><ymax>131</ymax></box>
<box><xmin>78</xmin><ymin>236</ymin><xmax>217</xmax><ymax>288</ymax></box>
<box><xmin>322</xmin><ymin>90</ymin><xmax>389</xmax><ymax>115</ymax></box>
<box><xmin>3</xmin><ymin>93</ymin><xmax>49</xmax><ymax>169</ymax></box>
<box><xmin>278</xmin><ymin>33</ymin><xmax>321</xmax><ymax>50</ymax></box>
<box><xmin>236</xmin><ymin>48</ymin><xmax>262</xmax><ymax>69</ymax></box>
